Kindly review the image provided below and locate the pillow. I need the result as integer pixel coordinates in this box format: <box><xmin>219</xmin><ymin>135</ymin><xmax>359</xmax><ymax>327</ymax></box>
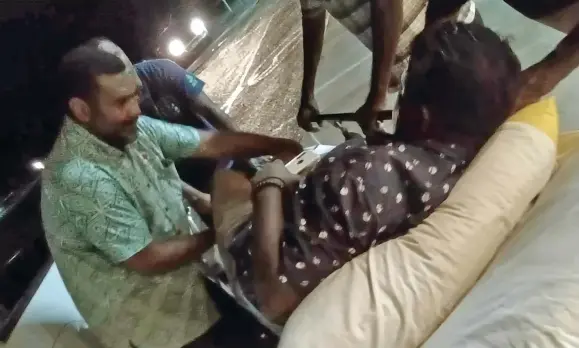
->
<box><xmin>278</xmin><ymin>98</ymin><xmax>559</xmax><ymax>348</ymax></box>
<box><xmin>422</xmin><ymin>137</ymin><xmax>579</xmax><ymax>348</ymax></box>
<box><xmin>557</xmin><ymin>130</ymin><xmax>579</xmax><ymax>162</ymax></box>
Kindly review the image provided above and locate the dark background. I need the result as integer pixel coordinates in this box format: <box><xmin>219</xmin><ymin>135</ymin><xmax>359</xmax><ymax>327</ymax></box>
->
<box><xmin>0</xmin><ymin>0</ymin><xmax>148</xmax><ymax>194</ymax></box>
<box><xmin>0</xmin><ymin>2</ymin><xmax>261</xmax><ymax>341</ymax></box>
<box><xmin>0</xmin><ymin>0</ymin><xmax>228</xmax><ymax>195</ymax></box>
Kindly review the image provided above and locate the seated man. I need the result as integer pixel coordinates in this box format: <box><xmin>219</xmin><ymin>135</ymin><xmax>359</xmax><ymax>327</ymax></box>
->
<box><xmin>215</xmin><ymin>22</ymin><xmax>522</xmax><ymax>322</ymax></box>
<box><xmin>41</xmin><ymin>41</ymin><xmax>302</xmax><ymax>347</ymax></box>
<box><xmin>90</xmin><ymin>37</ymin><xmax>234</xmax><ymax>131</ymax></box>
<box><xmin>88</xmin><ymin>38</ymin><xmax>245</xmax><ymax>220</ymax></box>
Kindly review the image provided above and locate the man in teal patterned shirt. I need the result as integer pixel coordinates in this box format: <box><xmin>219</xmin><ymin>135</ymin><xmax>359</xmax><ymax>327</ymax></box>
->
<box><xmin>41</xmin><ymin>42</ymin><xmax>302</xmax><ymax>347</ymax></box>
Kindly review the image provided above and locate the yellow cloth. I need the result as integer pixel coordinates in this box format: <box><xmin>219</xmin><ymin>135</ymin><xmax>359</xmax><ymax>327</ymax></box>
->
<box><xmin>508</xmin><ymin>97</ymin><xmax>559</xmax><ymax>144</ymax></box>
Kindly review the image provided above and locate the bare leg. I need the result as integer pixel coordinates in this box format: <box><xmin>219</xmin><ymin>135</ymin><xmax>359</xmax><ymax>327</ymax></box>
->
<box><xmin>211</xmin><ymin>170</ymin><xmax>252</xmax><ymax>249</ymax></box>
<box><xmin>211</xmin><ymin>170</ymin><xmax>301</xmax><ymax>323</ymax></box>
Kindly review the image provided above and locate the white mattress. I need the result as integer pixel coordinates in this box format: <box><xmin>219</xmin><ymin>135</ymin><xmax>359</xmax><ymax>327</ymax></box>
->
<box><xmin>421</xmin><ymin>151</ymin><xmax>579</xmax><ymax>347</ymax></box>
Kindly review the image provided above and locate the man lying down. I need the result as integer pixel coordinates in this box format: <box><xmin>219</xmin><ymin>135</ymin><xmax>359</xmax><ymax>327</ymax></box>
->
<box><xmin>212</xmin><ymin>22</ymin><xmax>522</xmax><ymax>323</ymax></box>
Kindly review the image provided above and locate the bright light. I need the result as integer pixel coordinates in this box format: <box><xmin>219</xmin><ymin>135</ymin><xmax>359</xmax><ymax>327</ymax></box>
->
<box><xmin>30</xmin><ymin>160</ymin><xmax>45</xmax><ymax>171</ymax></box>
<box><xmin>168</xmin><ymin>38</ymin><xmax>186</xmax><ymax>57</ymax></box>
<box><xmin>190</xmin><ymin>18</ymin><xmax>207</xmax><ymax>36</ymax></box>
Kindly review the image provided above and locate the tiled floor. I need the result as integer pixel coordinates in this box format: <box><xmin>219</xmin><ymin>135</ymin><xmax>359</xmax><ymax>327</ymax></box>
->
<box><xmin>194</xmin><ymin>0</ymin><xmax>578</xmax><ymax>147</ymax></box>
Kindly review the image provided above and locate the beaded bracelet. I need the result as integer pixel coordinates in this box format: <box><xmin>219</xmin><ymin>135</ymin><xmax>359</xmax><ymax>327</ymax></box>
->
<box><xmin>252</xmin><ymin>177</ymin><xmax>285</xmax><ymax>194</ymax></box>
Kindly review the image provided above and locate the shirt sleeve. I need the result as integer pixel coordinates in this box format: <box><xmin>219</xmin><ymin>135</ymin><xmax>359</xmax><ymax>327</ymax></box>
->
<box><xmin>138</xmin><ymin>115</ymin><xmax>203</xmax><ymax>160</ymax></box>
<box><xmin>134</xmin><ymin>59</ymin><xmax>205</xmax><ymax>99</ymax></box>
<box><xmin>42</xmin><ymin>164</ymin><xmax>152</xmax><ymax>264</ymax></box>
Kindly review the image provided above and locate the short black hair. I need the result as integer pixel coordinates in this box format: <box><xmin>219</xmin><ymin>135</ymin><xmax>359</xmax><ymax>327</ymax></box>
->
<box><xmin>402</xmin><ymin>22</ymin><xmax>521</xmax><ymax>138</ymax></box>
<box><xmin>58</xmin><ymin>42</ymin><xmax>126</xmax><ymax>105</ymax></box>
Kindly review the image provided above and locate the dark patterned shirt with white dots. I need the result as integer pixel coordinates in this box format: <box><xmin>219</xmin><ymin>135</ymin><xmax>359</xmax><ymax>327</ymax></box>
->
<box><xmin>229</xmin><ymin>135</ymin><xmax>473</xmax><ymax>304</ymax></box>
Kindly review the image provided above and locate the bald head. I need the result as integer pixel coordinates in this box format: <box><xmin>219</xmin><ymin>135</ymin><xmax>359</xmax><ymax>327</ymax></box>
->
<box><xmin>86</xmin><ymin>37</ymin><xmax>141</xmax><ymax>88</ymax></box>
<box><xmin>86</xmin><ymin>38</ymin><xmax>133</xmax><ymax>68</ymax></box>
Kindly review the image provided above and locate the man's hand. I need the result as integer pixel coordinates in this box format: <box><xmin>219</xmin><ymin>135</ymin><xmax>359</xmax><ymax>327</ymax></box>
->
<box><xmin>296</xmin><ymin>100</ymin><xmax>322</xmax><ymax>132</ymax></box>
<box><xmin>123</xmin><ymin>231</ymin><xmax>215</xmax><ymax>275</ymax></box>
<box><xmin>355</xmin><ymin>104</ymin><xmax>393</xmax><ymax>144</ymax></box>
<box><xmin>275</xmin><ymin>139</ymin><xmax>304</xmax><ymax>163</ymax></box>
<box><xmin>182</xmin><ymin>182</ymin><xmax>212</xmax><ymax>214</ymax></box>
<box><xmin>192</xmin><ymin>192</ymin><xmax>212</xmax><ymax>214</ymax></box>
<box><xmin>251</xmin><ymin>159</ymin><xmax>301</xmax><ymax>188</ymax></box>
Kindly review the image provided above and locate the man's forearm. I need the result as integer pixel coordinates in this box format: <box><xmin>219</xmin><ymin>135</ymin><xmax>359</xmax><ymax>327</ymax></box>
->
<box><xmin>367</xmin><ymin>0</ymin><xmax>403</xmax><ymax>108</ymax></box>
<box><xmin>532</xmin><ymin>24</ymin><xmax>579</xmax><ymax>92</ymax></box>
<box><xmin>124</xmin><ymin>231</ymin><xmax>215</xmax><ymax>275</ymax></box>
<box><xmin>300</xmin><ymin>8</ymin><xmax>327</xmax><ymax>103</ymax></box>
<box><xmin>197</xmin><ymin>131</ymin><xmax>302</xmax><ymax>161</ymax></box>
<box><xmin>193</xmin><ymin>92</ymin><xmax>237</xmax><ymax>131</ymax></box>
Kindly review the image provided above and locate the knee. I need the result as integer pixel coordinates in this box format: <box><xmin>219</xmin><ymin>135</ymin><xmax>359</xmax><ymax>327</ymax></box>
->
<box><xmin>212</xmin><ymin>170</ymin><xmax>251</xmax><ymax>198</ymax></box>
<box><xmin>256</xmin><ymin>281</ymin><xmax>301</xmax><ymax>324</ymax></box>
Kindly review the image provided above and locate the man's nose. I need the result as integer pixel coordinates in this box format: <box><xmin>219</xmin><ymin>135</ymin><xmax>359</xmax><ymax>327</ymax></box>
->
<box><xmin>127</xmin><ymin>99</ymin><xmax>141</xmax><ymax>119</ymax></box>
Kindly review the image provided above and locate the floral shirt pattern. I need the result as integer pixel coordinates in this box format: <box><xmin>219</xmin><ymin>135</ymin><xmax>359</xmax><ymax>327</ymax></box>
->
<box><xmin>41</xmin><ymin>116</ymin><xmax>218</xmax><ymax>348</ymax></box>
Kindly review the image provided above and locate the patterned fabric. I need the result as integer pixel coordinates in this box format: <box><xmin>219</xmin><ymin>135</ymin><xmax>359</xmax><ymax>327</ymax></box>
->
<box><xmin>231</xmin><ymin>135</ymin><xmax>472</xmax><ymax>303</ymax></box>
<box><xmin>300</xmin><ymin>0</ymin><xmax>476</xmax><ymax>81</ymax></box>
<box><xmin>41</xmin><ymin>116</ymin><xmax>219</xmax><ymax>348</ymax></box>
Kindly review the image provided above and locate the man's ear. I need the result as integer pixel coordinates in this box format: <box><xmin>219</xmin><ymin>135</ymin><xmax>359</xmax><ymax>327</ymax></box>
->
<box><xmin>68</xmin><ymin>97</ymin><xmax>91</xmax><ymax>123</ymax></box>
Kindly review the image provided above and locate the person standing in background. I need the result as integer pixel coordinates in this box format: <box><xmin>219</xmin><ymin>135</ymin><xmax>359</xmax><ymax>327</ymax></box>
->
<box><xmin>296</xmin><ymin>0</ymin><xmax>578</xmax><ymax>141</ymax></box>
<box><xmin>295</xmin><ymin>0</ymin><xmax>477</xmax><ymax>136</ymax></box>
